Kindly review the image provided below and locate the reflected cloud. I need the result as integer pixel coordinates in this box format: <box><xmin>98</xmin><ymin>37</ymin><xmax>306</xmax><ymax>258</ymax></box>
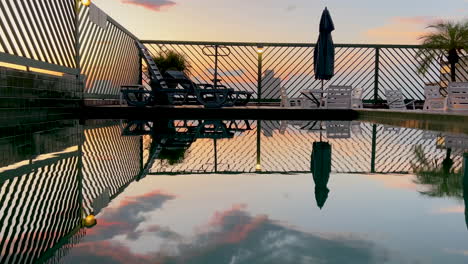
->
<box><xmin>121</xmin><ymin>0</ymin><xmax>176</xmax><ymax>12</ymax></box>
<box><xmin>432</xmin><ymin>206</ymin><xmax>465</xmax><ymax>214</ymax></box>
<box><xmin>69</xmin><ymin>204</ymin><xmax>390</xmax><ymax>263</ymax></box>
<box><xmin>87</xmin><ymin>190</ymin><xmax>176</xmax><ymax>241</ymax></box>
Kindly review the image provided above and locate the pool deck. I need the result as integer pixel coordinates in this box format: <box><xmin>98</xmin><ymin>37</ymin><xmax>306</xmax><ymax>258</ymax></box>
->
<box><xmin>82</xmin><ymin>105</ymin><xmax>468</xmax><ymax>133</ymax></box>
<box><xmin>356</xmin><ymin>108</ymin><xmax>468</xmax><ymax>134</ymax></box>
<box><xmin>83</xmin><ymin>105</ymin><xmax>360</xmax><ymax>120</ymax></box>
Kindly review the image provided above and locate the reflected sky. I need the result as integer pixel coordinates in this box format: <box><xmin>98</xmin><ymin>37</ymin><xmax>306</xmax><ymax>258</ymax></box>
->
<box><xmin>60</xmin><ymin>173</ymin><xmax>468</xmax><ymax>264</ymax></box>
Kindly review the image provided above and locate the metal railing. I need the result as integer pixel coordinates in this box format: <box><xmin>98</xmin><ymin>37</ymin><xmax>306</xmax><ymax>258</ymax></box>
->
<box><xmin>0</xmin><ymin>1</ymin><xmax>141</xmax><ymax>99</ymax></box>
<box><xmin>142</xmin><ymin>40</ymin><xmax>468</xmax><ymax>101</ymax></box>
<box><xmin>0</xmin><ymin>0</ymin><xmax>78</xmax><ymax>75</ymax></box>
<box><xmin>77</xmin><ymin>3</ymin><xmax>140</xmax><ymax>97</ymax></box>
<box><xmin>0</xmin><ymin>2</ymin><xmax>466</xmax><ymax>102</ymax></box>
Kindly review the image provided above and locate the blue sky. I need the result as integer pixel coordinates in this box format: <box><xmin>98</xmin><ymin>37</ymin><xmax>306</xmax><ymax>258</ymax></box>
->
<box><xmin>94</xmin><ymin>0</ymin><xmax>467</xmax><ymax>44</ymax></box>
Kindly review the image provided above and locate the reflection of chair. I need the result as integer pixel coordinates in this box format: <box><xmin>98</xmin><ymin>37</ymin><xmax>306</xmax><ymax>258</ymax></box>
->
<box><xmin>325</xmin><ymin>85</ymin><xmax>352</xmax><ymax>109</ymax></box>
<box><xmin>447</xmin><ymin>82</ymin><xmax>468</xmax><ymax>112</ymax></box>
<box><xmin>444</xmin><ymin>134</ymin><xmax>468</xmax><ymax>151</ymax></box>
<box><xmin>351</xmin><ymin>121</ymin><xmax>362</xmax><ymax>136</ymax></box>
<box><xmin>279</xmin><ymin>121</ymin><xmax>289</xmax><ymax>134</ymax></box>
<box><xmin>351</xmin><ymin>87</ymin><xmax>363</xmax><ymax>108</ymax></box>
<box><xmin>385</xmin><ymin>89</ymin><xmax>415</xmax><ymax>110</ymax></box>
<box><xmin>383</xmin><ymin>125</ymin><xmax>400</xmax><ymax>134</ymax></box>
<box><xmin>423</xmin><ymin>85</ymin><xmax>445</xmax><ymax>111</ymax></box>
<box><xmin>326</xmin><ymin>121</ymin><xmax>351</xmax><ymax>139</ymax></box>
<box><xmin>421</xmin><ymin>131</ymin><xmax>439</xmax><ymax>141</ymax></box>
<box><xmin>311</xmin><ymin>142</ymin><xmax>332</xmax><ymax>209</ymax></box>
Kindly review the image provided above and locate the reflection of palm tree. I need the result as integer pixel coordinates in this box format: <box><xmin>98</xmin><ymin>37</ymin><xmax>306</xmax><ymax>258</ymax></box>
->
<box><xmin>311</xmin><ymin>142</ymin><xmax>332</xmax><ymax>209</ymax></box>
<box><xmin>153</xmin><ymin>120</ymin><xmax>193</xmax><ymax>165</ymax></box>
<box><xmin>442</xmin><ymin>148</ymin><xmax>453</xmax><ymax>175</ymax></box>
<box><xmin>412</xmin><ymin>145</ymin><xmax>462</xmax><ymax>199</ymax></box>
<box><xmin>463</xmin><ymin>154</ymin><xmax>468</xmax><ymax>230</ymax></box>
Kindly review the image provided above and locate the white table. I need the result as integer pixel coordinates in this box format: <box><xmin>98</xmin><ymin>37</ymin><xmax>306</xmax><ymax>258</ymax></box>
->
<box><xmin>300</xmin><ymin>89</ymin><xmax>327</xmax><ymax>108</ymax></box>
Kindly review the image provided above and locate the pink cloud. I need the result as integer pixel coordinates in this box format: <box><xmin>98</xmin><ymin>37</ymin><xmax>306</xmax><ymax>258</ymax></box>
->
<box><xmin>363</xmin><ymin>17</ymin><xmax>430</xmax><ymax>44</ymax></box>
<box><xmin>432</xmin><ymin>206</ymin><xmax>465</xmax><ymax>214</ymax></box>
<box><xmin>391</xmin><ymin>16</ymin><xmax>437</xmax><ymax>25</ymax></box>
<box><xmin>121</xmin><ymin>0</ymin><xmax>176</xmax><ymax>11</ymax></box>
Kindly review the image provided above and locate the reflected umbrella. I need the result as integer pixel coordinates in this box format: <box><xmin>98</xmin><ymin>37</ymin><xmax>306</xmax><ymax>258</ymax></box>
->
<box><xmin>311</xmin><ymin>141</ymin><xmax>332</xmax><ymax>209</ymax></box>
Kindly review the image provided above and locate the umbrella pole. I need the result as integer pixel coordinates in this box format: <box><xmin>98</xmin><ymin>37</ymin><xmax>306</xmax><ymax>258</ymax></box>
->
<box><xmin>320</xmin><ymin>121</ymin><xmax>323</xmax><ymax>142</ymax></box>
<box><xmin>321</xmin><ymin>80</ymin><xmax>324</xmax><ymax>107</ymax></box>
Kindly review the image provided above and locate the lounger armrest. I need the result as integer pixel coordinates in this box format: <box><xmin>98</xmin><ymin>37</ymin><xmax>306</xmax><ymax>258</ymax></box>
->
<box><xmin>121</xmin><ymin>84</ymin><xmax>144</xmax><ymax>91</ymax></box>
<box><xmin>197</xmin><ymin>83</ymin><xmax>228</xmax><ymax>89</ymax></box>
<box><xmin>405</xmin><ymin>99</ymin><xmax>416</xmax><ymax>109</ymax></box>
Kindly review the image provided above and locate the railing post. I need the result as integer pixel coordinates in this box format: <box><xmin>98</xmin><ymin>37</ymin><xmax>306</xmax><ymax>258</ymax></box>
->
<box><xmin>370</xmin><ymin>124</ymin><xmax>377</xmax><ymax>173</ymax></box>
<box><xmin>138</xmin><ymin>53</ymin><xmax>142</xmax><ymax>85</ymax></box>
<box><xmin>213</xmin><ymin>45</ymin><xmax>219</xmax><ymax>88</ymax></box>
<box><xmin>74</xmin><ymin>1</ymin><xmax>81</xmax><ymax>74</ymax></box>
<box><xmin>257</xmin><ymin>51</ymin><xmax>263</xmax><ymax>104</ymax></box>
<box><xmin>256</xmin><ymin>120</ymin><xmax>262</xmax><ymax>172</ymax></box>
<box><xmin>373</xmin><ymin>47</ymin><xmax>380</xmax><ymax>105</ymax></box>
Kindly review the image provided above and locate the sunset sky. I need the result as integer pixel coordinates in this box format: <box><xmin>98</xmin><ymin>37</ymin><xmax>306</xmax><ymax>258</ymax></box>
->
<box><xmin>93</xmin><ymin>0</ymin><xmax>467</xmax><ymax>44</ymax></box>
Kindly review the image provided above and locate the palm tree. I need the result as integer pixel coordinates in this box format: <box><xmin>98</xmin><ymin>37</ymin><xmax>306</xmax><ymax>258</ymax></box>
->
<box><xmin>152</xmin><ymin>50</ymin><xmax>191</xmax><ymax>75</ymax></box>
<box><xmin>417</xmin><ymin>20</ymin><xmax>468</xmax><ymax>82</ymax></box>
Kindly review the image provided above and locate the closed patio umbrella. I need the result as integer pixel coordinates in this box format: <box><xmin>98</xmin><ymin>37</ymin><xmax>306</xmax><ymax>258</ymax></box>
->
<box><xmin>314</xmin><ymin>7</ymin><xmax>335</xmax><ymax>85</ymax></box>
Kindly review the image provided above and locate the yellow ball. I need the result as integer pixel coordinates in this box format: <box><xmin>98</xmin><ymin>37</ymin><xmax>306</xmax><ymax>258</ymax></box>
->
<box><xmin>81</xmin><ymin>0</ymin><xmax>92</xmax><ymax>6</ymax></box>
<box><xmin>83</xmin><ymin>214</ymin><xmax>97</xmax><ymax>228</ymax></box>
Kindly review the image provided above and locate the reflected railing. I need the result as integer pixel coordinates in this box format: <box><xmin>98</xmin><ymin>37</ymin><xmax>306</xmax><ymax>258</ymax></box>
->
<box><xmin>134</xmin><ymin>120</ymin><xmax>465</xmax><ymax>175</ymax></box>
<box><xmin>0</xmin><ymin>120</ymin><xmax>144</xmax><ymax>263</ymax></box>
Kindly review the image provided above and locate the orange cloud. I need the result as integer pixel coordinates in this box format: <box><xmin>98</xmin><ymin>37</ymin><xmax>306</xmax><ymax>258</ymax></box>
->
<box><xmin>121</xmin><ymin>0</ymin><xmax>176</xmax><ymax>11</ymax></box>
<box><xmin>432</xmin><ymin>206</ymin><xmax>465</xmax><ymax>214</ymax></box>
<box><xmin>363</xmin><ymin>16</ymin><xmax>438</xmax><ymax>44</ymax></box>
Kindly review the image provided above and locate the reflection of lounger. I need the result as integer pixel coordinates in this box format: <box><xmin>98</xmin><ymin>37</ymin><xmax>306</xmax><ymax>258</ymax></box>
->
<box><xmin>326</xmin><ymin>121</ymin><xmax>351</xmax><ymax>139</ymax></box>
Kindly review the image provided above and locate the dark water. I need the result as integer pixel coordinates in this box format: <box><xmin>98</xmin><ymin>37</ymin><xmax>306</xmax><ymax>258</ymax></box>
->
<box><xmin>1</xmin><ymin>119</ymin><xmax>468</xmax><ymax>264</ymax></box>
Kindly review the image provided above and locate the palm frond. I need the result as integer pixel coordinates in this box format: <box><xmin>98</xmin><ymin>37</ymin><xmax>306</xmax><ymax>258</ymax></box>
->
<box><xmin>417</xmin><ymin>19</ymin><xmax>468</xmax><ymax>76</ymax></box>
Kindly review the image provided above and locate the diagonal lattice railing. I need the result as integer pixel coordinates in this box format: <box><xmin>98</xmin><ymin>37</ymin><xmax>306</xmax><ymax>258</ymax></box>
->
<box><xmin>0</xmin><ymin>1</ymin><xmax>142</xmax><ymax>98</ymax></box>
<box><xmin>77</xmin><ymin>3</ymin><xmax>140</xmax><ymax>98</ymax></box>
<box><xmin>0</xmin><ymin>0</ymin><xmax>77</xmax><ymax>74</ymax></box>
<box><xmin>0</xmin><ymin>150</ymin><xmax>82</xmax><ymax>264</ymax></box>
<box><xmin>142</xmin><ymin>41</ymin><xmax>468</xmax><ymax>101</ymax></box>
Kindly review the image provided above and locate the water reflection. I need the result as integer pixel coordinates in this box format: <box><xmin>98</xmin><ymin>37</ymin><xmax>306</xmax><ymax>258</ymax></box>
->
<box><xmin>1</xmin><ymin>119</ymin><xmax>468</xmax><ymax>263</ymax></box>
<box><xmin>311</xmin><ymin>141</ymin><xmax>332</xmax><ymax>209</ymax></box>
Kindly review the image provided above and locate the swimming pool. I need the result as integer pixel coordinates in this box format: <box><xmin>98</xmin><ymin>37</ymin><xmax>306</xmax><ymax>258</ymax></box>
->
<box><xmin>1</xmin><ymin>119</ymin><xmax>467</xmax><ymax>263</ymax></box>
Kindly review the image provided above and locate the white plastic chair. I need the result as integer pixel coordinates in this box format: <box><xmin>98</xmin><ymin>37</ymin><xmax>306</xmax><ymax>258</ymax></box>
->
<box><xmin>326</xmin><ymin>121</ymin><xmax>351</xmax><ymax>139</ymax></box>
<box><xmin>351</xmin><ymin>87</ymin><xmax>363</xmax><ymax>108</ymax></box>
<box><xmin>280</xmin><ymin>87</ymin><xmax>313</xmax><ymax>108</ymax></box>
<box><xmin>325</xmin><ymin>85</ymin><xmax>352</xmax><ymax>109</ymax></box>
<box><xmin>423</xmin><ymin>85</ymin><xmax>445</xmax><ymax>111</ymax></box>
<box><xmin>385</xmin><ymin>89</ymin><xmax>415</xmax><ymax>110</ymax></box>
<box><xmin>447</xmin><ymin>82</ymin><xmax>468</xmax><ymax>112</ymax></box>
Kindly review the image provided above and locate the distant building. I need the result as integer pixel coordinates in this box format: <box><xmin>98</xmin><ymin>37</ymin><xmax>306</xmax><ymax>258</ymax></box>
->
<box><xmin>261</xmin><ymin>70</ymin><xmax>282</xmax><ymax>99</ymax></box>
